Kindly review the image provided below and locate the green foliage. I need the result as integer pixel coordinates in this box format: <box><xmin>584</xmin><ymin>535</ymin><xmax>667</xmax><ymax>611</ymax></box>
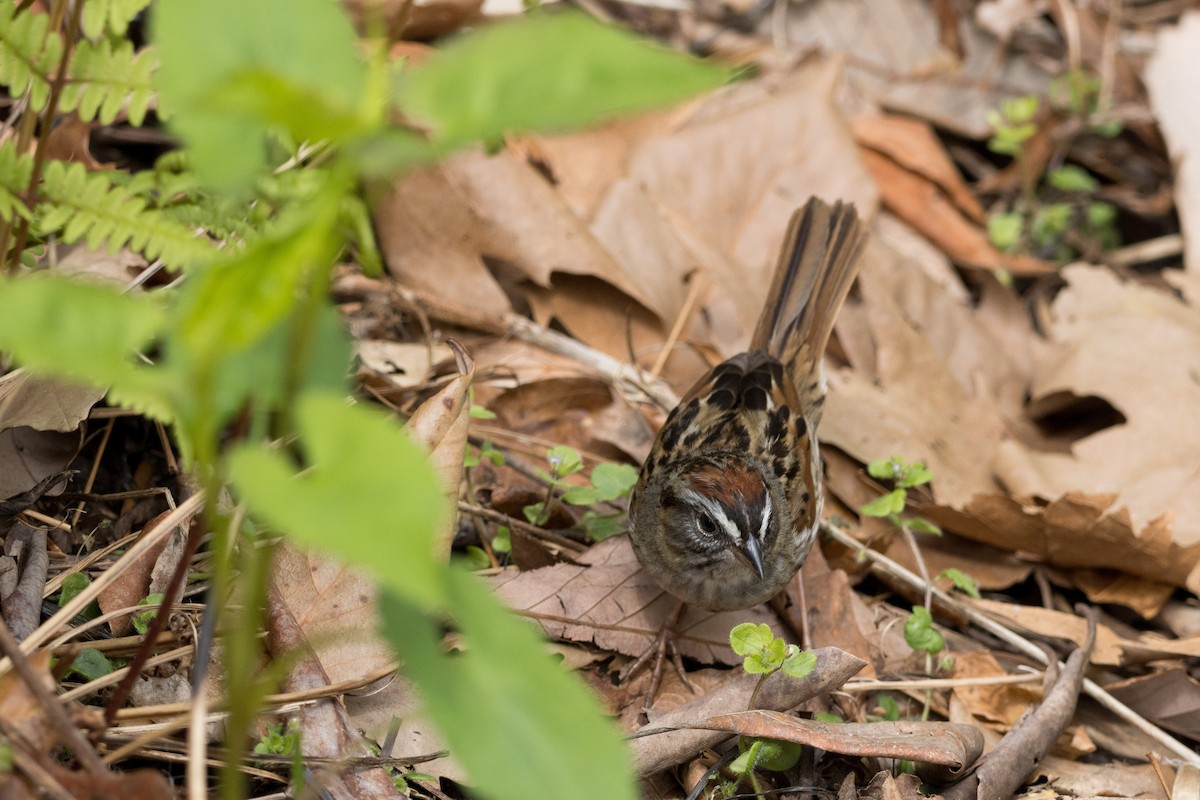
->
<box><xmin>936</xmin><ymin>567</ymin><xmax>980</xmax><ymax>599</ymax></box>
<box><xmin>63</xmin><ymin>648</ymin><xmax>115</xmax><ymax>682</ymax></box>
<box><xmin>903</xmin><ymin>606</ymin><xmax>945</xmax><ymax>655</ymax></box>
<box><xmin>525</xmin><ymin>444</ymin><xmax>638</xmax><ymax>539</ymax></box>
<box><xmin>0</xmin><ymin>3</ymin><xmax>64</xmax><ymax>111</ymax></box>
<box><xmin>986</xmin><ymin>96</ymin><xmax>1039</xmax><ymax>156</ymax></box>
<box><xmin>382</xmin><ymin>570</ymin><xmax>636</xmax><ymax>800</ymax></box>
<box><xmin>396</xmin><ymin>11</ymin><xmax>728</xmax><ymax>150</ymax></box>
<box><xmin>56</xmin><ymin>572</ymin><xmax>99</xmax><ymax>621</ymax></box>
<box><xmin>254</xmin><ymin>719</ymin><xmax>300</xmax><ymax>756</ymax></box>
<box><xmin>729</xmin><ymin>622</ymin><xmax>815</xmax><ymax>678</ymax></box>
<box><xmin>230</xmin><ymin>394</ymin><xmax>448</xmax><ymax>610</ymax></box>
<box><xmin>730</xmin><ymin>737</ymin><xmax>801</xmax><ymax>776</ymax></box>
<box><xmin>81</xmin><ymin>0</ymin><xmax>154</xmax><ymax>39</ymax></box>
<box><xmin>59</xmin><ymin>38</ymin><xmax>156</xmax><ymax>126</ymax></box>
<box><xmin>0</xmin><ymin>147</ymin><xmax>33</xmax><ymax>223</ymax></box>
<box><xmin>860</xmin><ymin>456</ymin><xmax>940</xmax><ymax>536</ymax></box>
<box><xmin>984</xmin><ymin>73</ymin><xmax>1122</xmax><ymax>263</ymax></box>
<box><xmin>132</xmin><ymin>593</ymin><xmax>165</xmax><ymax>636</ymax></box>
<box><xmin>152</xmin><ymin>0</ymin><xmax>369</xmax><ymax>189</ymax></box>
<box><xmin>37</xmin><ymin>161</ymin><xmax>216</xmax><ymax>266</ymax></box>
<box><xmin>0</xmin><ymin>0</ymin><xmax>727</xmax><ymax>796</ymax></box>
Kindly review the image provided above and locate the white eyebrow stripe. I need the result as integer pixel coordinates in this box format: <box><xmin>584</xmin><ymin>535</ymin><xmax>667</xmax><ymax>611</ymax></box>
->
<box><xmin>758</xmin><ymin>493</ymin><xmax>771</xmax><ymax>542</ymax></box>
<box><xmin>684</xmin><ymin>490</ymin><xmax>743</xmax><ymax>545</ymax></box>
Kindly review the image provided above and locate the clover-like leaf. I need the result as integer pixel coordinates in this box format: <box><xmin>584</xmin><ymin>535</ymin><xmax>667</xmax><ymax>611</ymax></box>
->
<box><xmin>781</xmin><ymin>648</ymin><xmax>816</xmax><ymax>679</ymax></box>
<box><xmin>860</xmin><ymin>489</ymin><xmax>905</xmax><ymax>518</ymax></box>
<box><xmin>729</xmin><ymin>622</ymin><xmax>773</xmax><ymax>656</ymax></box>
<box><xmin>904</xmin><ymin>606</ymin><xmax>945</xmax><ymax>655</ymax></box>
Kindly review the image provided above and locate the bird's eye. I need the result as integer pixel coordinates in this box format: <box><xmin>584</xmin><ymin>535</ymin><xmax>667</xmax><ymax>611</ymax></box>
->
<box><xmin>697</xmin><ymin>513</ymin><xmax>717</xmax><ymax>535</ymax></box>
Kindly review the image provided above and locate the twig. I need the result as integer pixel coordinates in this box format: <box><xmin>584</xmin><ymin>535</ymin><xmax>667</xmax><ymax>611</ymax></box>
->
<box><xmin>648</xmin><ymin>273</ymin><xmax>704</xmax><ymax>380</ymax></box>
<box><xmin>456</xmin><ymin>501</ymin><xmax>588</xmax><ymax>554</ymax></box>
<box><xmin>842</xmin><ymin>672</ymin><xmax>1043</xmax><ymax>692</ymax></box>
<box><xmin>821</xmin><ymin>519</ymin><xmax>1200</xmax><ymax>767</ymax></box>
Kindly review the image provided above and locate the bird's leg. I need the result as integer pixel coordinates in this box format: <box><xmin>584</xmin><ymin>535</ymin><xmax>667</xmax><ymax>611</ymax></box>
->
<box><xmin>620</xmin><ymin>599</ymin><xmax>697</xmax><ymax>713</ymax></box>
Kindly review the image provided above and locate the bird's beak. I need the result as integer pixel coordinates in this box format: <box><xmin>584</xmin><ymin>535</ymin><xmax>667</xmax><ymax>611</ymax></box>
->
<box><xmin>737</xmin><ymin>536</ymin><xmax>766</xmax><ymax>580</ymax></box>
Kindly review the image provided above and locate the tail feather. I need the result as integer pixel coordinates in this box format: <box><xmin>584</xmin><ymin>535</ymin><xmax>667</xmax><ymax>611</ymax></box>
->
<box><xmin>750</xmin><ymin>198</ymin><xmax>866</xmax><ymax>417</ymax></box>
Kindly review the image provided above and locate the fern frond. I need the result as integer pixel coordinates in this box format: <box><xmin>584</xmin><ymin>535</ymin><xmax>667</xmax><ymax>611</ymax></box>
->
<box><xmin>60</xmin><ymin>39</ymin><xmax>156</xmax><ymax>126</ymax></box>
<box><xmin>37</xmin><ymin>161</ymin><xmax>215</xmax><ymax>267</ymax></box>
<box><xmin>0</xmin><ymin>4</ymin><xmax>64</xmax><ymax>111</ymax></box>
<box><xmin>81</xmin><ymin>0</ymin><xmax>153</xmax><ymax>40</ymax></box>
<box><xmin>0</xmin><ymin>145</ymin><xmax>34</xmax><ymax>222</ymax></box>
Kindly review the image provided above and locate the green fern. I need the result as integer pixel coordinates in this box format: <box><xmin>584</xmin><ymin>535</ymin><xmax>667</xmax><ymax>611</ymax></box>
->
<box><xmin>0</xmin><ymin>146</ymin><xmax>34</xmax><ymax>222</ymax></box>
<box><xmin>0</xmin><ymin>3</ymin><xmax>64</xmax><ymax>111</ymax></box>
<box><xmin>61</xmin><ymin>39</ymin><xmax>156</xmax><ymax>126</ymax></box>
<box><xmin>81</xmin><ymin>0</ymin><xmax>154</xmax><ymax>40</ymax></box>
<box><xmin>37</xmin><ymin>160</ymin><xmax>214</xmax><ymax>267</ymax></box>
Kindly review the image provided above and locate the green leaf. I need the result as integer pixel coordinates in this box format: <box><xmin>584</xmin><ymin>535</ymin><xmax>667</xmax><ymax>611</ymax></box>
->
<box><xmin>580</xmin><ymin>511</ymin><xmax>625</xmax><ymax>541</ymax></box>
<box><xmin>876</xmin><ymin>693</ymin><xmax>901</xmax><ymax>721</ymax></box>
<box><xmin>1032</xmin><ymin>203</ymin><xmax>1072</xmax><ymax>245</ymax></box>
<box><xmin>781</xmin><ymin>648</ymin><xmax>816</xmax><ymax>679</ymax></box>
<box><xmin>547</xmin><ymin>445</ymin><xmax>583</xmax><ymax>478</ymax></box>
<box><xmin>0</xmin><ymin>274</ymin><xmax>164</xmax><ymax>389</ymax></box>
<box><xmin>229</xmin><ymin>392</ymin><xmax>448</xmax><ymax>610</ymax></box>
<box><xmin>57</xmin><ymin>572</ymin><xmax>92</xmax><ymax>608</ymax></box>
<box><xmin>729</xmin><ymin>623</ymin><xmax>773</xmax><ymax>657</ymax></box>
<box><xmin>152</xmin><ymin>0</ymin><xmax>367</xmax><ymax>188</ymax></box>
<box><xmin>561</xmin><ymin>485</ymin><xmax>600</xmax><ymax>505</ymax></box>
<box><xmin>859</xmin><ymin>489</ymin><xmax>905</xmax><ymax>518</ymax></box>
<box><xmin>523</xmin><ymin>502</ymin><xmax>545</xmax><ymax>525</ymax></box>
<box><xmin>751</xmin><ymin>738</ymin><xmax>802</xmax><ymax>772</ymax></box>
<box><xmin>589</xmin><ymin>462</ymin><xmax>638</xmax><ymax>501</ymax></box>
<box><xmin>897</xmin><ymin>465</ymin><xmax>932</xmax><ymax>488</ymax></box>
<box><xmin>132</xmin><ymin>592</ymin><xmax>164</xmax><ymax>635</ymax></box>
<box><xmin>906</xmin><ymin>517</ymin><xmax>943</xmax><ymax>536</ymax></box>
<box><xmin>813</xmin><ymin>712</ymin><xmax>842</xmax><ymax>724</ymax></box>
<box><xmin>64</xmin><ymin>648</ymin><xmax>114</xmax><ymax>682</ymax></box>
<box><xmin>988</xmin><ymin>212</ymin><xmax>1023</xmax><ymax>252</ymax></box>
<box><xmin>903</xmin><ymin>606</ymin><xmax>945</xmax><ymax>655</ymax></box>
<box><xmin>866</xmin><ymin>457</ymin><xmax>901</xmax><ymax>481</ymax></box>
<box><xmin>469</xmin><ymin>404</ymin><xmax>497</xmax><ymax>420</ymax></box>
<box><xmin>1047</xmin><ymin>164</ymin><xmax>1099</xmax><ymax>193</ymax></box>
<box><xmin>380</xmin><ymin>570</ymin><xmax>635</xmax><ymax>800</ymax></box>
<box><xmin>936</xmin><ymin>567</ymin><xmax>980</xmax><ymax>599</ymax></box>
<box><xmin>1002</xmin><ymin>95</ymin><xmax>1039</xmax><ymax>124</ymax></box>
<box><xmin>492</xmin><ymin>526</ymin><xmax>511</xmax><ymax>555</ymax></box>
<box><xmin>397</xmin><ymin>11</ymin><xmax>728</xmax><ymax>149</ymax></box>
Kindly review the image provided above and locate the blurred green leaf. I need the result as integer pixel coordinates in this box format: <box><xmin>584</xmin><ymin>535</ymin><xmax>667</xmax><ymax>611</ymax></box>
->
<box><xmin>397</xmin><ymin>11</ymin><xmax>728</xmax><ymax>149</ymax></box>
<box><xmin>229</xmin><ymin>392</ymin><xmax>447</xmax><ymax>609</ymax></box>
<box><xmin>380</xmin><ymin>570</ymin><xmax>635</xmax><ymax>800</ymax></box>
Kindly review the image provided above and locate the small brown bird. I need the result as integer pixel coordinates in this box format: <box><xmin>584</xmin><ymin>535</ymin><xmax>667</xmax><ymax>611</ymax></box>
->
<box><xmin>629</xmin><ymin>198</ymin><xmax>867</xmax><ymax>618</ymax></box>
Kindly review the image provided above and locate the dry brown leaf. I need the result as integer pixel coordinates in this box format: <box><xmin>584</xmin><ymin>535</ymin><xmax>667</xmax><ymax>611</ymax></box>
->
<box><xmin>676</xmin><ymin>711</ymin><xmax>983</xmax><ymax>769</ymax></box>
<box><xmin>784</xmin><ymin>0</ymin><xmax>1050</xmax><ymax>138</ymax></box>
<box><xmin>376</xmin><ymin>148</ymin><xmax>650</xmax><ymax>315</ymax></box>
<box><xmin>852</xmin><ymin>114</ymin><xmax>985</xmax><ymax>223</ymax></box>
<box><xmin>994</xmin><ymin>265</ymin><xmax>1200</xmax><ymax>549</ymax></box>
<box><xmin>270</xmin><ymin>543</ymin><xmax>392</xmax><ymax>685</ymax></box>
<box><xmin>0</xmin><ymin>372</ymin><xmax>105</xmax><ymax>433</ymax></box>
<box><xmin>405</xmin><ymin>344</ymin><xmax>474</xmax><ymax>559</ymax></box>
<box><xmin>0</xmin><ymin>427</ymin><xmax>79</xmax><ymax>500</ymax></box>
<box><xmin>951</xmin><ymin>651</ymin><xmax>1041</xmax><ymax>730</ymax></box>
<box><xmin>1106</xmin><ymin>668</ymin><xmax>1200</xmax><ymax>743</ymax></box>
<box><xmin>97</xmin><ymin>510</ymin><xmax>171</xmax><ymax>637</ymax></box>
<box><xmin>855</xmin><ymin>141</ymin><xmax>1052</xmax><ymax>274</ymax></box>
<box><xmin>970</xmin><ymin>599</ymin><xmax>1123</xmax><ymax>665</ymax></box>
<box><xmin>488</xmin><ymin>536</ymin><xmax>782</xmax><ymax>666</ymax></box>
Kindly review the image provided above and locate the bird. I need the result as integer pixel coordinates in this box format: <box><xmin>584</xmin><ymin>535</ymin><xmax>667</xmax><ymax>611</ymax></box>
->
<box><xmin>624</xmin><ymin>198</ymin><xmax>866</xmax><ymax>696</ymax></box>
